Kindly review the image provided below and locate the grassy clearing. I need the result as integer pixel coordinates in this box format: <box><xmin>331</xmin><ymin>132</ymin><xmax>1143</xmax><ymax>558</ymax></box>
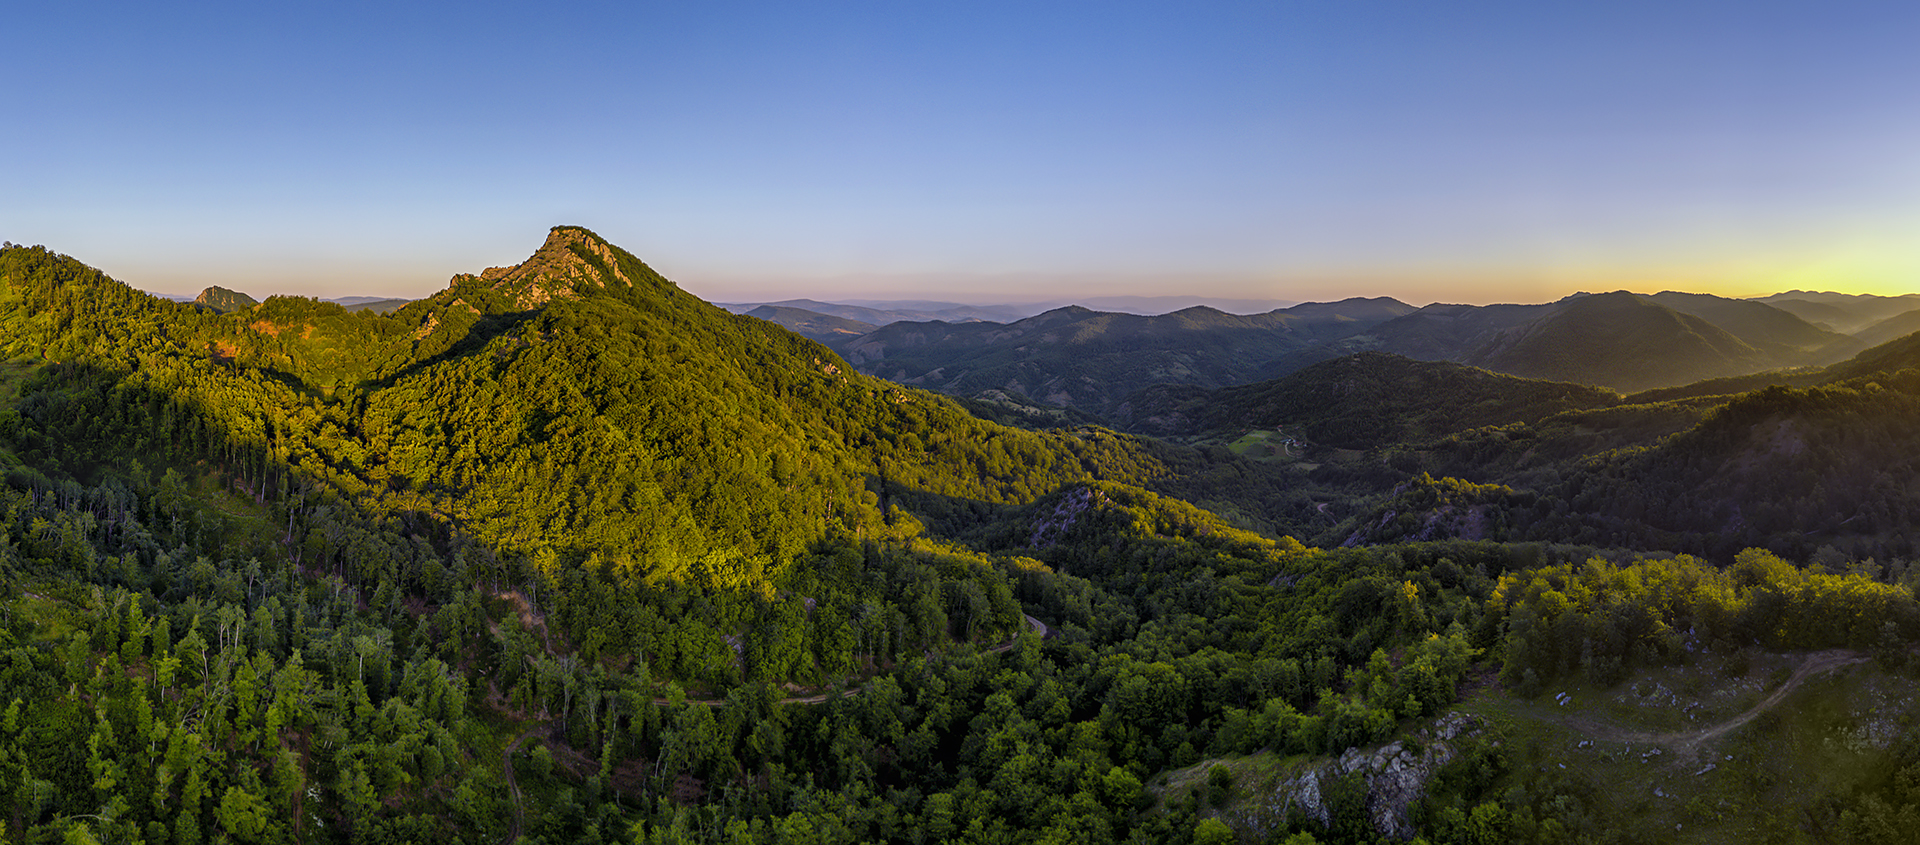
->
<box><xmin>1206</xmin><ymin>430</ymin><xmax>1313</xmax><ymax>465</ymax></box>
<box><xmin>1151</xmin><ymin>749</ymin><xmax>1301</xmax><ymax>808</ymax></box>
<box><xmin>1148</xmin><ymin>748</ymin><xmax>1320</xmax><ymax>835</ymax></box>
<box><xmin>10</xmin><ymin>582</ymin><xmax>87</xmax><ymax>643</ymax></box>
<box><xmin>0</xmin><ymin>355</ymin><xmax>42</xmax><ymax>398</ymax></box>
<box><xmin>192</xmin><ymin>465</ymin><xmax>276</xmax><ymax>527</ymax></box>
<box><xmin>1458</xmin><ymin>649</ymin><xmax>1920</xmax><ymax>843</ymax></box>
<box><xmin>1149</xmin><ymin>651</ymin><xmax>1920</xmax><ymax>843</ymax></box>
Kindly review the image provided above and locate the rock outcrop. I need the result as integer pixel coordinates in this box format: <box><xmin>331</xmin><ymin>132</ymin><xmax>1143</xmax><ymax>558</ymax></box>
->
<box><xmin>1269</xmin><ymin>712</ymin><xmax>1481</xmax><ymax>841</ymax></box>
<box><xmin>193</xmin><ymin>285</ymin><xmax>259</xmax><ymax>313</ymax></box>
<box><xmin>1027</xmin><ymin>485</ymin><xmax>1106</xmax><ymax>548</ymax></box>
<box><xmin>474</xmin><ymin>226</ymin><xmax>635</xmax><ymax>310</ymax></box>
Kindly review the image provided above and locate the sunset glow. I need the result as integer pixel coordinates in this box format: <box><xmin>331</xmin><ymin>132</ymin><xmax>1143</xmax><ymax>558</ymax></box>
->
<box><xmin>6</xmin><ymin>0</ymin><xmax>1917</xmax><ymax>306</ymax></box>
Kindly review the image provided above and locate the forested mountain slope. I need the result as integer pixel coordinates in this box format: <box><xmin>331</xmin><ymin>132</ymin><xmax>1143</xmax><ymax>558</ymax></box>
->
<box><xmin>1522</xmin><ymin>375</ymin><xmax>1920</xmax><ymax>559</ymax></box>
<box><xmin>5</xmin><ymin>229</ymin><xmax>1192</xmax><ymax>588</ymax></box>
<box><xmin>1117</xmin><ymin>352</ymin><xmax>1620</xmax><ymax>447</ymax></box>
<box><xmin>1645</xmin><ymin>290</ymin><xmax>1860</xmax><ymax>362</ymax></box>
<box><xmin>1291</xmin><ymin>342</ymin><xmax>1920</xmax><ymax>560</ymax></box>
<box><xmin>6</xmin><ymin>231</ymin><xmax>1176</xmax><ymax>695</ymax></box>
<box><xmin>1851</xmin><ymin>308</ymin><xmax>1920</xmax><ymax>348</ymax></box>
<box><xmin>1461</xmin><ymin>291</ymin><xmax>1773</xmax><ymax>391</ymax></box>
<box><xmin>4</xmin><ymin>232</ymin><xmax>1920</xmax><ymax>844</ymax></box>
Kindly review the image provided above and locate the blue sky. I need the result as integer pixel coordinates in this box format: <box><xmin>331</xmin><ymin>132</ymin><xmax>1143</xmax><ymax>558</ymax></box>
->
<box><xmin>7</xmin><ymin>1</ymin><xmax>1919</xmax><ymax>306</ymax></box>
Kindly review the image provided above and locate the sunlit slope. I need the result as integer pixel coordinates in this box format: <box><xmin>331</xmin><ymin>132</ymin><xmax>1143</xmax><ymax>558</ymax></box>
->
<box><xmin>0</xmin><ymin>230</ymin><xmax>1195</xmax><ymax>590</ymax></box>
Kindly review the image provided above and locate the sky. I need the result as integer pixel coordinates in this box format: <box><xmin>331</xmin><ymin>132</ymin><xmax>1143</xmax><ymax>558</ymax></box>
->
<box><xmin>7</xmin><ymin>1</ymin><xmax>1920</xmax><ymax>307</ymax></box>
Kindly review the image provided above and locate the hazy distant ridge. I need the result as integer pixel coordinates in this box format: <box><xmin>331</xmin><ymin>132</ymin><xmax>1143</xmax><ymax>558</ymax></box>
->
<box><xmin>721</xmin><ymin>294</ymin><xmax>1300</xmax><ymax>322</ymax></box>
<box><xmin>833</xmin><ymin>297</ymin><xmax>1415</xmax><ymax>418</ymax></box>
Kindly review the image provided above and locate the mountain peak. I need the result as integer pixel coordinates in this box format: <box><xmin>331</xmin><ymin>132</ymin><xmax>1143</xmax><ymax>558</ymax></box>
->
<box><xmin>193</xmin><ymin>285</ymin><xmax>258</xmax><ymax>313</ymax></box>
<box><xmin>473</xmin><ymin>226</ymin><xmax>637</xmax><ymax>309</ymax></box>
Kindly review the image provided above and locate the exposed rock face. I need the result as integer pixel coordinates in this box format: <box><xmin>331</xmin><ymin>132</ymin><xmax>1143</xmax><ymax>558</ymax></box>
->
<box><xmin>1342</xmin><ymin>504</ymin><xmax>1491</xmax><ymax>548</ymax></box>
<box><xmin>193</xmin><ymin>285</ymin><xmax>259</xmax><ymax>313</ymax></box>
<box><xmin>1028</xmin><ymin>486</ymin><xmax>1106</xmax><ymax>549</ymax></box>
<box><xmin>475</xmin><ymin>226</ymin><xmax>634</xmax><ymax>310</ymax></box>
<box><xmin>1274</xmin><ymin>712</ymin><xmax>1481</xmax><ymax>841</ymax></box>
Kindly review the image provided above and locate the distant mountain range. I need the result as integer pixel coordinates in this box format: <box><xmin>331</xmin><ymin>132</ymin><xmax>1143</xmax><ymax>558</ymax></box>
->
<box><xmin>1753</xmin><ymin>289</ymin><xmax>1920</xmax><ymax>334</ymax></box>
<box><xmin>824</xmin><ymin>297</ymin><xmax>1416</xmax><ymax>419</ymax></box>
<box><xmin>330</xmin><ymin>295</ymin><xmax>414</xmax><ymax>313</ymax></box>
<box><xmin>719</xmin><ymin>294</ymin><xmax>1300</xmax><ymax>323</ymax></box>
<box><xmin>1268</xmin><ymin>290</ymin><xmax>1864</xmax><ymax>391</ymax></box>
<box><xmin>717</xmin><ymin>298</ymin><xmax>1031</xmax><ymax>325</ymax></box>
<box><xmin>778</xmin><ymin>288</ymin><xmax>1892</xmax><ymax>417</ymax></box>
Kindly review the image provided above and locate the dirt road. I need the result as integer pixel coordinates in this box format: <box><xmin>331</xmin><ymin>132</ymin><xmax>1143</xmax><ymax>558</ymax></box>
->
<box><xmin>1564</xmin><ymin>649</ymin><xmax>1867</xmax><ymax>760</ymax></box>
<box><xmin>500</xmin><ymin>727</ymin><xmax>541</xmax><ymax>845</ymax></box>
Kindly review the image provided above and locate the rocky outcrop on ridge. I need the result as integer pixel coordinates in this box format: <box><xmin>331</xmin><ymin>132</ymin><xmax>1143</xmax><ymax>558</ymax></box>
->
<box><xmin>1258</xmin><ymin>712</ymin><xmax>1482</xmax><ymax>841</ymax></box>
<box><xmin>193</xmin><ymin>285</ymin><xmax>259</xmax><ymax>313</ymax></box>
<box><xmin>474</xmin><ymin>226</ymin><xmax>634</xmax><ymax>309</ymax></box>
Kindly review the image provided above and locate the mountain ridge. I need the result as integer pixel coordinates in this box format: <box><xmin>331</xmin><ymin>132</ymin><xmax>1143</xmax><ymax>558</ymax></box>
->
<box><xmin>8</xmin><ymin>233</ymin><xmax>1920</xmax><ymax>844</ymax></box>
<box><xmin>835</xmin><ymin>296</ymin><xmax>1418</xmax><ymax>417</ymax></box>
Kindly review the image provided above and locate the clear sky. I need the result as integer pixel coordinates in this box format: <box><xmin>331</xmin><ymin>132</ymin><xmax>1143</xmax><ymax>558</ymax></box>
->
<box><xmin>7</xmin><ymin>1</ymin><xmax>1919</xmax><ymax>306</ymax></box>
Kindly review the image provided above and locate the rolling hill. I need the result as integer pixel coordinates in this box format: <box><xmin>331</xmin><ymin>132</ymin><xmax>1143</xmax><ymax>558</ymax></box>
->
<box><xmin>1117</xmin><ymin>352</ymin><xmax>1621</xmax><ymax>448</ymax></box>
<box><xmin>1461</xmin><ymin>291</ymin><xmax>1774</xmax><ymax>391</ymax></box>
<box><xmin>742</xmin><ymin>303</ymin><xmax>878</xmax><ymax>342</ymax></box>
<box><xmin>1850</xmin><ymin>308</ymin><xmax>1920</xmax><ymax>348</ymax></box>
